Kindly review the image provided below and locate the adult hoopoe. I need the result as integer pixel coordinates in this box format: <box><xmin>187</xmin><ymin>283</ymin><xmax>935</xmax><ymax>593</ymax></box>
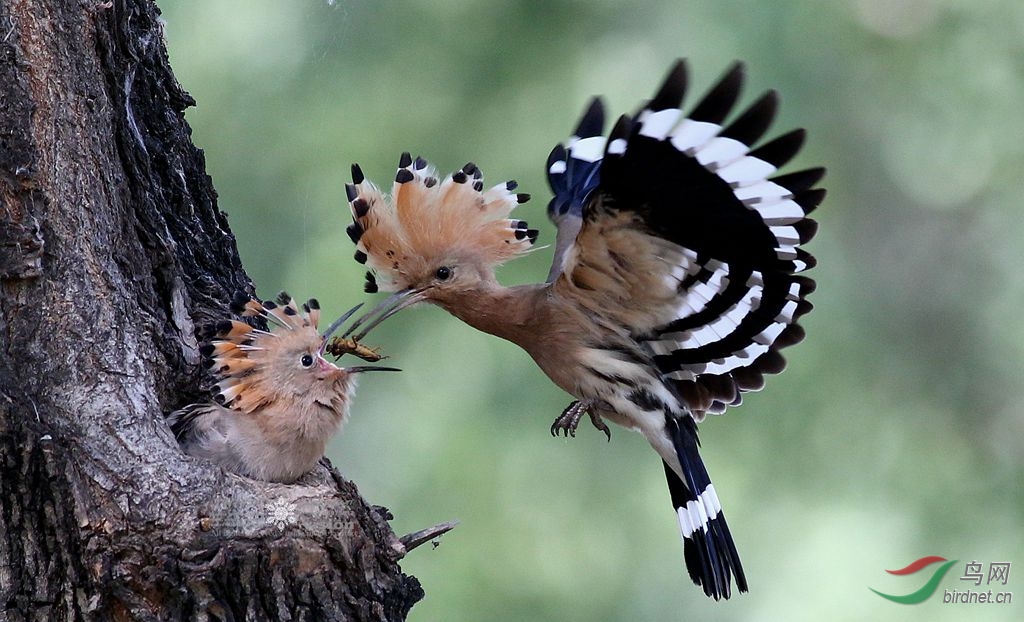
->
<box><xmin>168</xmin><ymin>292</ymin><xmax>399</xmax><ymax>483</ymax></box>
<box><xmin>341</xmin><ymin>59</ymin><xmax>823</xmax><ymax>599</ymax></box>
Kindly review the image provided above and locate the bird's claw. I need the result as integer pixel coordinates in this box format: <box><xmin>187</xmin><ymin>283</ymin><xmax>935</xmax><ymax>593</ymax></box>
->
<box><xmin>550</xmin><ymin>401</ymin><xmax>585</xmax><ymax>437</ymax></box>
<box><xmin>550</xmin><ymin>400</ymin><xmax>611</xmax><ymax>441</ymax></box>
<box><xmin>588</xmin><ymin>411</ymin><xmax>612</xmax><ymax>442</ymax></box>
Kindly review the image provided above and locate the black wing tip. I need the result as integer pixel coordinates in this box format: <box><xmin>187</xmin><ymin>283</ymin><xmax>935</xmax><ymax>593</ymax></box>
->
<box><xmin>688</xmin><ymin>61</ymin><xmax>746</xmax><ymax>124</ymax></box>
<box><xmin>755</xmin><ymin>348</ymin><xmax>787</xmax><ymax>375</ymax></box>
<box><xmin>608</xmin><ymin>114</ymin><xmax>634</xmax><ymax>143</ymax></box>
<box><xmin>547</xmin><ymin>143</ymin><xmax>567</xmax><ymax>166</ymax></box>
<box><xmin>749</xmin><ymin>128</ymin><xmax>806</xmax><ymax>168</ymax></box>
<box><xmin>720</xmin><ymin>89</ymin><xmax>779</xmax><ymax>145</ymax></box>
<box><xmin>718</xmin><ymin>61</ymin><xmax>747</xmax><ymax>91</ymax></box>
<box><xmin>772</xmin><ymin>167</ymin><xmax>827</xmax><ymax>194</ymax></box>
<box><xmin>574</xmin><ymin>97</ymin><xmax>606</xmax><ymax>137</ymax></box>
<box><xmin>722</xmin><ymin>59</ymin><xmax>746</xmax><ymax>79</ymax></box>
<box><xmin>795</xmin><ymin>187</ymin><xmax>827</xmax><ymax>215</ymax></box>
<box><xmin>775</xmin><ymin>323</ymin><xmax>806</xmax><ymax>349</ymax></box>
<box><xmin>649</xmin><ymin>59</ymin><xmax>689</xmax><ymax>111</ymax></box>
<box><xmin>795</xmin><ymin>218</ymin><xmax>818</xmax><ymax>244</ymax></box>
<box><xmin>795</xmin><ymin>248</ymin><xmax>817</xmax><ymax>271</ymax></box>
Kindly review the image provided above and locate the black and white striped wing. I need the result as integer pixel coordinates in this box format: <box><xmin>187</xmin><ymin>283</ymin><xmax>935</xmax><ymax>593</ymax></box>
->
<box><xmin>545</xmin><ymin>98</ymin><xmax>606</xmax><ymax>282</ymax></box>
<box><xmin>558</xmin><ymin>60</ymin><xmax>825</xmax><ymax>417</ymax></box>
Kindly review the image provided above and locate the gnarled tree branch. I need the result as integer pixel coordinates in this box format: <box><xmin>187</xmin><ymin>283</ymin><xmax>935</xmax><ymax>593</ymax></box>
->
<box><xmin>0</xmin><ymin>1</ymin><xmax>423</xmax><ymax>619</ymax></box>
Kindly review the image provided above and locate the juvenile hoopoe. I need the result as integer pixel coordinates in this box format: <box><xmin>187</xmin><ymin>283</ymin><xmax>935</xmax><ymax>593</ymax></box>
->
<box><xmin>341</xmin><ymin>60</ymin><xmax>823</xmax><ymax>599</ymax></box>
<box><xmin>168</xmin><ymin>292</ymin><xmax>399</xmax><ymax>483</ymax></box>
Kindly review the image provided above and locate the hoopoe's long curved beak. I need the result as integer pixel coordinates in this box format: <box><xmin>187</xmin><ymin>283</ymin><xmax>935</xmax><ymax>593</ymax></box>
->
<box><xmin>318</xmin><ymin>302</ymin><xmax>365</xmax><ymax>354</ymax></box>
<box><xmin>342</xmin><ymin>287</ymin><xmax>426</xmax><ymax>342</ymax></box>
<box><xmin>344</xmin><ymin>365</ymin><xmax>402</xmax><ymax>374</ymax></box>
<box><xmin>318</xmin><ymin>296</ymin><xmax>415</xmax><ymax>373</ymax></box>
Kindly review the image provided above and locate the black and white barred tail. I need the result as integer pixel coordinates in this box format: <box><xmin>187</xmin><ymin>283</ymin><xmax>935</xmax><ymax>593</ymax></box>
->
<box><xmin>664</xmin><ymin>415</ymin><xmax>746</xmax><ymax>600</ymax></box>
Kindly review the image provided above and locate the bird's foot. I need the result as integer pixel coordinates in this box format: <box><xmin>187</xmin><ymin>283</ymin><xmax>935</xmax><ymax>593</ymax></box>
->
<box><xmin>550</xmin><ymin>400</ymin><xmax>611</xmax><ymax>441</ymax></box>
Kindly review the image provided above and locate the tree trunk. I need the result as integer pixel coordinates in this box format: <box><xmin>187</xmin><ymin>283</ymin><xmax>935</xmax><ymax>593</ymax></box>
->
<box><xmin>0</xmin><ymin>1</ymin><xmax>423</xmax><ymax>619</ymax></box>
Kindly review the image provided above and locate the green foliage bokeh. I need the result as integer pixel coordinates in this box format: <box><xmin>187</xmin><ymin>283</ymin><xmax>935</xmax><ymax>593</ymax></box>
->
<box><xmin>162</xmin><ymin>1</ymin><xmax>1023</xmax><ymax>620</ymax></box>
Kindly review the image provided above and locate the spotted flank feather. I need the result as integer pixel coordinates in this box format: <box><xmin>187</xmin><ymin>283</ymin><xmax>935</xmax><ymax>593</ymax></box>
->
<box><xmin>346</xmin><ymin>153</ymin><xmax>536</xmax><ymax>293</ymax></box>
<box><xmin>195</xmin><ymin>291</ymin><xmax>325</xmax><ymax>414</ymax></box>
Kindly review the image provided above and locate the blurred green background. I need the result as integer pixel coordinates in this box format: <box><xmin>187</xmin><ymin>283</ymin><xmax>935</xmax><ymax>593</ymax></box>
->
<box><xmin>160</xmin><ymin>1</ymin><xmax>1022</xmax><ymax>619</ymax></box>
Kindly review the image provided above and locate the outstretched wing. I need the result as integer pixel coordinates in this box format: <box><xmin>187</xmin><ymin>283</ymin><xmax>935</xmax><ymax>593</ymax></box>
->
<box><xmin>550</xmin><ymin>60</ymin><xmax>825</xmax><ymax>417</ymax></box>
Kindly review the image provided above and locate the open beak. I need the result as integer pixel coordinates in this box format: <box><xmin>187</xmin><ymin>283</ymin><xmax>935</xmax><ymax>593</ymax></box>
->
<box><xmin>341</xmin><ymin>287</ymin><xmax>426</xmax><ymax>342</ymax></box>
<box><xmin>318</xmin><ymin>356</ymin><xmax>341</xmax><ymax>373</ymax></box>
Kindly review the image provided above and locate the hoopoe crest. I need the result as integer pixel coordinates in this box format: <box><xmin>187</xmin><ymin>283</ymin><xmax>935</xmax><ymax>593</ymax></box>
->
<box><xmin>202</xmin><ymin>291</ymin><xmax>346</xmax><ymax>413</ymax></box>
<box><xmin>346</xmin><ymin>153</ymin><xmax>537</xmax><ymax>294</ymax></box>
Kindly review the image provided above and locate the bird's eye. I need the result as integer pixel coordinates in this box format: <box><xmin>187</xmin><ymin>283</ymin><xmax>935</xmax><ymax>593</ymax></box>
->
<box><xmin>300</xmin><ymin>353</ymin><xmax>315</xmax><ymax>368</ymax></box>
<box><xmin>435</xmin><ymin>266</ymin><xmax>452</xmax><ymax>281</ymax></box>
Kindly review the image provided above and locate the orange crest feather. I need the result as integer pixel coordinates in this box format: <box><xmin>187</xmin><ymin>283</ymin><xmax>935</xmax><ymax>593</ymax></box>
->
<box><xmin>346</xmin><ymin>154</ymin><xmax>537</xmax><ymax>292</ymax></box>
<box><xmin>198</xmin><ymin>292</ymin><xmax>324</xmax><ymax>413</ymax></box>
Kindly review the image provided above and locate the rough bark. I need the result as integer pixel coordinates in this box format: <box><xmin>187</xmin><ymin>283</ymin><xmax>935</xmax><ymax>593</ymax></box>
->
<box><xmin>0</xmin><ymin>1</ymin><xmax>423</xmax><ymax>619</ymax></box>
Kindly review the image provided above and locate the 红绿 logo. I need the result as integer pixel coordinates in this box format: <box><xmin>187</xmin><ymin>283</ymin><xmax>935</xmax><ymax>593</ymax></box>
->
<box><xmin>870</xmin><ymin>556</ymin><xmax>958</xmax><ymax>604</ymax></box>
